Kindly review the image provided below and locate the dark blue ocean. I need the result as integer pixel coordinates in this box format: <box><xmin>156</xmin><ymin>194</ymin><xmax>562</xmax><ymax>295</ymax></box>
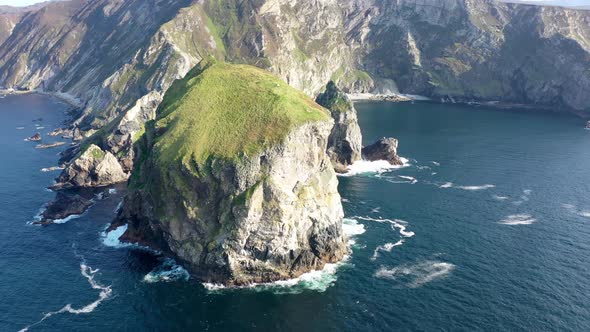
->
<box><xmin>1</xmin><ymin>94</ymin><xmax>589</xmax><ymax>331</ymax></box>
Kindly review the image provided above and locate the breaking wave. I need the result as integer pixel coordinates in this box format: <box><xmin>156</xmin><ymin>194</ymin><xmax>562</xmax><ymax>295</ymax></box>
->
<box><xmin>499</xmin><ymin>214</ymin><xmax>537</xmax><ymax>225</ymax></box>
<box><xmin>143</xmin><ymin>258</ymin><xmax>190</xmax><ymax>283</ymax></box>
<box><xmin>374</xmin><ymin>260</ymin><xmax>455</xmax><ymax>288</ymax></box>
<box><xmin>437</xmin><ymin>182</ymin><xmax>495</xmax><ymax>191</ymax></box>
<box><xmin>100</xmin><ymin>224</ymin><xmax>130</xmax><ymax>248</ymax></box>
<box><xmin>338</xmin><ymin>157</ymin><xmax>409</xmax><ymax>177</ymax></box>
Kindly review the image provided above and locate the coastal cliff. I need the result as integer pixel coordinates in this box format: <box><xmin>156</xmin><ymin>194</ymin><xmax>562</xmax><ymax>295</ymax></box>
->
<box><xmin>115</xmin><ymin>61</ymin><xmax>346</xmax><ymax>285</ymax></box>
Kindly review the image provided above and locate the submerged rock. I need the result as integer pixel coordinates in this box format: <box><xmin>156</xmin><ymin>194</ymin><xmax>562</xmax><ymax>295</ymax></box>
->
<box><xmin>35</xmin><ymin>142</ymin><xmax>66</xmax><ymax>149</ymax></box>
<box><xmin>34</xmin><ymin>192</ymin><xmax>92</xmax><ymax>225</ymax></box>
<box><xmin>25</xmin><ymin>132</ymin><xmax>41</xmax><ymax>142</ymax></box>
<box><xmin>316</xmin><ymin>81</ymin><xmax>362</xmax><ymax>173</ymax></box>
<box><xmin>54</xmin><ymin>144</ymin><xmax>128</xmax><ymax>188</ymax></box>
<box><xmin>116</xmin><ymin>61</ymin><xmax>347</xmax><ymax>286</ymax></box>
<box><xmin>362</xmin><ymin>137</ymin><xmax>403</xmax><ymax>166</ymax></box>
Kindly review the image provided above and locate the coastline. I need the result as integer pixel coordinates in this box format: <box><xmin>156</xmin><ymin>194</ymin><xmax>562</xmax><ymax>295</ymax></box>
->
<box><xmin>0</xmin><ymin>89</ymin><xmax>84</xmax><ymax>109</ymax></box>
<box><xmin>349</xmin><ymin>92</ymin><xmax>589</xmax><ymax>119</ymax></box>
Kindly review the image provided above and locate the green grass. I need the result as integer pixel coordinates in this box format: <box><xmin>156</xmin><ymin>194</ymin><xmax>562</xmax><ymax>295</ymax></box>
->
<box><xmin>153</xmin><ymin>59</ymin><xmax>329</xmax><ymax>172</ymax></box>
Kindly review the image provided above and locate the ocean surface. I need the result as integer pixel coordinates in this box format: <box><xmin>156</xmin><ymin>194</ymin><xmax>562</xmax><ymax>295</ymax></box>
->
<box><xmin>1</xmin><ymin>94</ymin><xmax>590</xmax><ymax>331</ymax></box>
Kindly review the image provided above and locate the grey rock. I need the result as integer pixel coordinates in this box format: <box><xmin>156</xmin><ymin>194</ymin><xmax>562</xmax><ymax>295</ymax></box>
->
<box><xmin>362</xmin><ymin>137</ymin><xmax>404</xmax><ymax>166</ymax></box>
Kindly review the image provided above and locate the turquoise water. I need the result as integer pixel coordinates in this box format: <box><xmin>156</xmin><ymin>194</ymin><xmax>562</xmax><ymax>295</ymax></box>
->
<box><xmin>1</xmin><ymin>95</ymin><xmax>590</xmax><ymax>331</ymax></box>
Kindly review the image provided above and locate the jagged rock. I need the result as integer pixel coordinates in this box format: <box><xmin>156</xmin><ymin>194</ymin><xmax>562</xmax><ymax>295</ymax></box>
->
<box><xmin>316</xmin><ymin>81</ymin><xmax>362</xmax><ymax>173</ymax></box>
<box><xmin>54</xmin><ymin>144</ymin><xmax>128</xmax><ymax>188</ymax></box>
<box><xmin>25</xmin><ymin>133</ymin><xmax>41</xmax><ymax>141</ymax></box>
<box><xmin>362</xmin><ymin>137</ymin><xmax>403</xmax><ymax>166</ymax></box>
<box><xmin>34</xmin><ymin>192</ymin><xmax>92</xmax><ymax>225</ymax></box>
<box><xmin>58</xmin><ymin>145</ymin><xmax>80</xmax><ymax>165</ymax></box>
<box><xmin>115</xmin><ymin>62</ymin><xmax>346</xmax><ymax>286</ymax></box>
<box><xmin>72</xmin><ymin>127</ymin><xmax>83</xmax><ymax>141</ymax></box>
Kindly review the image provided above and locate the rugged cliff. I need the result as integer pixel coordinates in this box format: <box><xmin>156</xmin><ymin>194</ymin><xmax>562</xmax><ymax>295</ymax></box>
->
<box><xmin>115</xmin><ymin>61</ymin><xmax>346</xmax><ymax>285</ymax></box>
<box><xmin>1</xmin><ymin>0</ymin><xmax>589</xmax><ymax>188</ymax></box>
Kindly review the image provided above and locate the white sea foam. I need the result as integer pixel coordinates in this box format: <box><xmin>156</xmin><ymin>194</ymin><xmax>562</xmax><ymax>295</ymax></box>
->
<box><xmin>114</xmin><ymin>201</ymin><xmax>123</xmax><ymax>214</ymax></box>
<box><xmin>438</xmin><ymin>182</ymin><xmax>495</xmax><ymax>191</ymax></box>
<box><xmin>499</xmin><ymin>214</ymin><xmax>537</xmax><ymax>225</ymax></box>
<box><xmin>40</xmin><ymin>166</ymin><xmax>64</xmax><ymax>172</ymax></box>
<box><xmin>353</xmin><ymin>216</ymin><xmax>414</xmax><ymax>238</ymax></box>
<box><xmin>398</xmin><ymin>175</ymin><xmax>418</xmax><ymax>184</ymax></box>
<box><xmin>100</xmin><ymin>224</ymin><xmax>130</xmax><ymax>248</ymax></box>
<box><xmin>371</xmin><ymin>240</ymin><xmax>404</xmax><ymax>261</ymax></box>
<box><xmin>52</xmin><ymin>214</ymin><xmax>82</xmax><ymax>224</ymax></box>
<box><xmin>338</xmin><ymin>157</ymin><xmax>409</xmax><ymax>177</ymax></box>
<box><xmin>19</xmin><ymin>259</ymin><xmax>112</xmax><ymax>332</ymax></box>
<box><xmin>492</xmin><ymin>195</ymin><xmax>510</xmax><ymax>201</ymax></box>
<box><xmin>16</xmin><ymin>126</ymin><xmax>25</xmax><ymax>130</ymax></box>
<box><xmin>204</xmin><ymin>218</ymin><xmax>365</xmax><ymax>294</ymax></box>
<box><xmin>374</xmin><ymin>260</ymin><xmax>455</xmax><ymax>288</ymax></box>
<box><xmin>456</xmin><ymin>184</ymin><xmax>495</xmax><ymax>191</ymax></box>
<box><xmin>108</xmin><ymin>188</ymin><xmax>117</xmax><ymax>194</ymax></box>
<box><xmin>431</xmin><ymin>161</ymin><xmax>440</xmax><ymax>166</ymax></box>
<box><xmin>513</xmin><ymin>189</ymin><xmax>532</xmax><ymax>205</ymax></box>
<box><xmin>143</xmin><ymin>258</ymin><xmax>190</xmax><ymax>283</ymax></box>
<box><xmin>561</xmin><ymin>203</ymin><xmax>590</xmax><ymax>218</ymax></box>
<box><xmin>578</xmin><ymin>211</ymin><xmax>590</xmax><ymax>218</ymax></box>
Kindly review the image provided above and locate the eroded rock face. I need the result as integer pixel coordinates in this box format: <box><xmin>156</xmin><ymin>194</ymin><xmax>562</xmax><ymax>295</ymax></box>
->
<box><xmin>362</xmin><ymin>137</ymin><xmax>403</xmax><ymax>166</ymax></box>
<box><xmin>118</xmin><ymin>120</ymin><xmax>346</xmax><ymax>286</ymax></box>
<box><xmin>316</xmin><ymin>81</ymin><xmax>363</xmax><ymax>173</ymax></box>
<box><xmin>55</xmin><ymin>144</ymin><xmax>128</xmax><ymax>188</ymax></box>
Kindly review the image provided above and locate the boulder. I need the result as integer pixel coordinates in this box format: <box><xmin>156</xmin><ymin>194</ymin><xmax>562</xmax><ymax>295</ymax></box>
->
<box><xmin>362</xmin><ymin>137</ymin><xmax>403</xmax><ymax>165</ymax></box>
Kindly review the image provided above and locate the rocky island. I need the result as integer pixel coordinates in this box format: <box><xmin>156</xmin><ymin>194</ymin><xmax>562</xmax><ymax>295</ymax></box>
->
<box><xmin>114</xmin><ymin>60</ymin><xmax>347</xmax><ymax>286</ymax></box>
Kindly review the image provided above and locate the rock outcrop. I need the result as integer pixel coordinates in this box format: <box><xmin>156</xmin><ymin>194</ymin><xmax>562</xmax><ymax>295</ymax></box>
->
<box><xmin>34</xmin><ymin>192</ymin><xmax>93</xmax><ymax>225</ymax></box>
<box><xmin>55</xmin><ymin>144</ymin><xmax>128</xmax><ymax>188</ymax></box>
<box><xmin>25</xmin><ymin>133</ymin><xmax>41</xmax><ymax>142</ymax></box>
<box><xmin>115</xmin><ymin>61</ymin><xmax>346</xmax><ymax>286</ymax></box>
<box><xmin>362</xmin><ymin>138</ymin><xmax>404</xmax><ymax>166</ymax></box>
<box><xmin>316</xmin><ymin>81</ymin><xmax>362</xmax><ymax>173</ymax></box>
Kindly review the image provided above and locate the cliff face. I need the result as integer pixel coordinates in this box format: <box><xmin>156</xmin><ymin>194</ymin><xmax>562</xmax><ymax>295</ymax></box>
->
<box><xmin>116</xmin><ymin>61</ymin><xmax>346</xmax><ymax>285</ymax></box>
<box><xmin>1</xmin><ymin>0</ymin><xmax>589</xmax><ymax>188</ymax></box>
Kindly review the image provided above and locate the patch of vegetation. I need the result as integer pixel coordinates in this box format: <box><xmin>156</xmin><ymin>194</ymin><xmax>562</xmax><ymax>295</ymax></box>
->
<box><xmin>316</xmin><ymin>81</ymin><xmax>352</xmax><ymax>113</ymax></box>
<box><xmin>153</xmin><ymin>58</ymin><xmax>329</xmax><ymax>173</ymax></box>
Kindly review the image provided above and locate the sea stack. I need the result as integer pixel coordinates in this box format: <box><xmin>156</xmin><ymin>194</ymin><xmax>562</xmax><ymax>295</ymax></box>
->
<box><xmin>316</xmin><ymin>81</ymin><xmax>363</xmax><ymax>173</ymax></box>
<box><xmin>115</xmin><ymin>60</ymin><xmax>347</xmax><ymax>286</ymax></box>
<box><xmin>362</xmin><ymin>137</ymin><xmax>404</xmax><ymax>166</ymax></box>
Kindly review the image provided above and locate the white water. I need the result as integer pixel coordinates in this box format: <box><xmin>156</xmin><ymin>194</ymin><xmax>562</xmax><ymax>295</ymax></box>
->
<box><xmin>371</xmin><ymin>240</ymin><xmax>404</xmax><ymax>261</ymax></box>
<box><xmin>499</xmin><ymin>214</ymin><xmax>537</xmax><ymax>225</ymax></box>
<box><xmin>353</xmin><ymin>216</ymin><xmax>415</xmax><ymax>238</ymax></box>
<box><xmin>19</xmin><ymin>258</ymin><xmax>112</xmax><ymax>332</ymax></box>
<box><xmin>143</xmin><ymin>258</ymin><xmax>190</xmax><ymax>283</ymax></box>
<box><xmin>339</xmin><ymin>157</ymin><xmax>409</xmax><ymax>177</ymax></box>
<box><xmin>100</xmin><ymin>224</ymin><xmax>130</xmax><ymax>248</ymax></box>
<box><xmin>375</xmin><ymin>260</ymin><xmax>456</xmax><ymax>288</ymax></box>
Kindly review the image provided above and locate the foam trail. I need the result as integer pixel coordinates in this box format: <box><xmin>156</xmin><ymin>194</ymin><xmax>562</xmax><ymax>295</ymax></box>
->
<box><xmin>371</xmin><ymin>240</ymin><xmax>404</xmax><ymax>260</ymax></box>
<box><xmin>353</xmin><ymin>216</ymin><xmax>415</xmax><ymax>238</ymax></box>
<box><xmin>339</xmin><ymin>157</ymin><xmax>409</xmax><ymax>177</ymax></box>
<box><xmin>456</xmin><ymin>184</ymin><xmax>495</xmax><ymax>191</ymax></box>
<box><xmin>20</xmin><ymin>258</ymin><xmax>112</xmax><ymax>331</ymax></box>
<box><xmin>431</xmin><ymin>161</ymin><xmax>440</xmax><ymax>166</ymax></box>
<box><xmin>499</xmin><ymin>214</ymin><xmax>537</xmax><ymax>225</ymax></box>
<box><xmin>492</xmin><ymin>195</ymin><xmax>509</xmax><ymax>201</ymax></box>
<box><xmin>398</xmin><ymin>175</ymin><xmax>418</xmax><ymax>184</ymax></box>
<box><xmin>439</xmin><ymin>182</ymin><xmax>454</xmax><ymax>188</ymax></box>
<box><xmin>374</xmin><ymin>260</ymin><xmax>455</xmax><ymax>288</ymax></box>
